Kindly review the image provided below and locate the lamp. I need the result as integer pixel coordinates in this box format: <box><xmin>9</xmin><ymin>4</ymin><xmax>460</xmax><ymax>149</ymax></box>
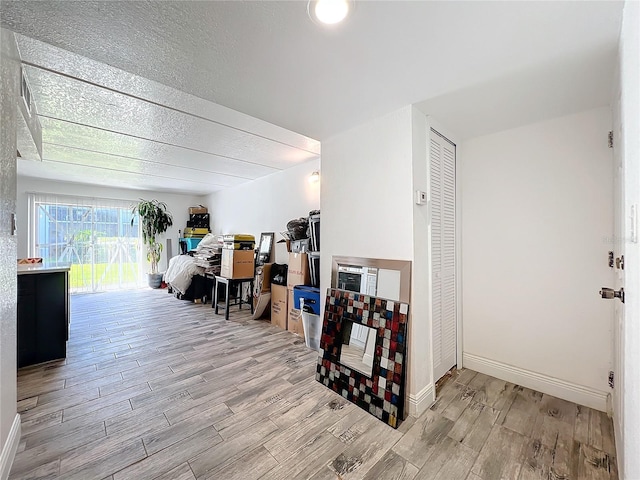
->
<box><xmin>308</xmin><ymin>171</ymin><xmax>321</xmax><ymax>184</ymax></box>
<box><xmin>308</xmin><ymin>0</ymin><xmax>351</xmax><ymax>26</ymax></box>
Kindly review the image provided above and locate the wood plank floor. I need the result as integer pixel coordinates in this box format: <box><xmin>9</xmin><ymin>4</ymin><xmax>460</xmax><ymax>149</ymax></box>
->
<box><xmin>11</xmin><ymin>289</ymin><xmax>618</xmax><ymax>480</ymax></box>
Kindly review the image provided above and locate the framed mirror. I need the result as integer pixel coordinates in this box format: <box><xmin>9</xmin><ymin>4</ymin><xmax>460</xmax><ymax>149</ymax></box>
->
<box><xmin>256</xmin><ymin>232</ymin><xmax>274</xmax><ymax>266</ymax></box>
<box><xmin>316</xmin><ymin>288</ymin><xmax>409</xmax><ymax>428</ymax></box>
<box><xmin>331</xmin><ymin>256</ymin><xmax>411</xmax><ymax>303</ymax></box>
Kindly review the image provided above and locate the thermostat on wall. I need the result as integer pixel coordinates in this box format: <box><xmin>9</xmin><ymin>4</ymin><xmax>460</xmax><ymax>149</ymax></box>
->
<box><xmin>415</xmin><ymin>190</ymin><xmax>427</xmax><ymax>205</ymax></box>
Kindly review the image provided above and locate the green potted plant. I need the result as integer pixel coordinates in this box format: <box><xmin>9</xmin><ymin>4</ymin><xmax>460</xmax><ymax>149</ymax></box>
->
<box><xmin>131</xmin><ymin>199</ymin><xmax>173</xmax><ymax>288</ymax></box>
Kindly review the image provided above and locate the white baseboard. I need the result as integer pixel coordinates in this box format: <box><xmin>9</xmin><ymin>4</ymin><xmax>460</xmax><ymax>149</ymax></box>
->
<box><xmin>407</xmin><ymin>383</ymin><xmax>435</xmax><ymax>417</ymax></box>
<box><xmin>0</xmin><ymin>414</ymin><xmax>21</xmax><ymax>480</ymax></box>
<box><xmin>463</xmin><ymin>353</ymin><xmax>608</xmax><ymax>412</ymax></box>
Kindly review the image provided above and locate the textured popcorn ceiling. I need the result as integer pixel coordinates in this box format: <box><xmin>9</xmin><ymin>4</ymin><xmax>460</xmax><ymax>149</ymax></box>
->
<box><xmin>12</xmin><ymin>34</ymin><xmax>321</xmax><ymax>195</ymax></box>
<box><xmin>0</xmin><ymin>1</ymin><xmax>624</xmax><ymax>194</ymax></box>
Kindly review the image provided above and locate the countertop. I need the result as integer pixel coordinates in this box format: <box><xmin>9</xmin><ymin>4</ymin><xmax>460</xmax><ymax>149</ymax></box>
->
<box><xmin>17</xmin><ymin>263</ymin><xmax>71</xmax><ymax>275</ymax></box>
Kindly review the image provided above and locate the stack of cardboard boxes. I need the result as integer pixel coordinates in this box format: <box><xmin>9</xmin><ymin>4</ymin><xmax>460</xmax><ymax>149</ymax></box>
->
<box><xmin>180</xmin><ymin>206</ymin><xmax>211</xmax><ymax>252</ymax></box>
<box><xmin>220</xmin><ymin>234</ymin><xmax>255</xmax><ymax>279</ymax></box>
<box><xmin>271</xmin><ymin>252</ymin><xmax>310</xmax><ymax>337</ymax></box>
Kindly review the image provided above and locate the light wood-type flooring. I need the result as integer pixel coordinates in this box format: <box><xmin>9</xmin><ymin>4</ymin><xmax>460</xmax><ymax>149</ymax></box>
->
<box><xmin>11</xmin><ymin>289</ymin><xmax>618</xmax><ymax>479</ymax></box>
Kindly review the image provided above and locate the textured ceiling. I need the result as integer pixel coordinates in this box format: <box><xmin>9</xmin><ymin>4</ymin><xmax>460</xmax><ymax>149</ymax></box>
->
<box><xmin>0</xmin><ymin>0</ymin><xmax>624</xmax><ymax>194</ymax></box>
<box><xmin>12</xmin><ymin>34</ymin><xmax>320</xmax><ymax>195</ymax></box>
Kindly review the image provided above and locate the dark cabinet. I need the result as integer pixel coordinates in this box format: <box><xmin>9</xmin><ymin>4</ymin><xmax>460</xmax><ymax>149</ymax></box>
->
<box><xmin>17</xmin><ymin>271</ymin><xmax>69</xmax><ymax>368</ymax></box>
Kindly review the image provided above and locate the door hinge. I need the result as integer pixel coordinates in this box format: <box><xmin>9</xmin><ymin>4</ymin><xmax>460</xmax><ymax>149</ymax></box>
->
<box><xmin>608</xmin><ymin>131</ymin><xmax>614</xmax><ymax>148</ymax></box>
<box><xmin>608</xmin><ymin>371</ymin><xmax>614</xmax><ymax>388</ymax></box>
<box><xmin>600</xmin><ymin>287</ymin><xmax>625</xmax><ymax>303</ymax></box>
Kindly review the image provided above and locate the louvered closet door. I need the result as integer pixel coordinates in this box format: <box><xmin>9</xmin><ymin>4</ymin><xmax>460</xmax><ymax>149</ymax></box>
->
<box><xmin>430</xmin><ymin>129</ymin><xmax>457</xmax><ymax>382</ymax></box>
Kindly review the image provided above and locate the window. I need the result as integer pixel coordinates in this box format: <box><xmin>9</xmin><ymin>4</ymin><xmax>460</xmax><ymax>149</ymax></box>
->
<box><xmin>29</xmin><ymin>193</ymin><xmax>142</xmax><ymax>293</ymax></box>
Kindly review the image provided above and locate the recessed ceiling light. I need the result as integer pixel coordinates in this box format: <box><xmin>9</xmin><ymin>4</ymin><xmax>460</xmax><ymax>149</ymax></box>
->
<box><xmin>308</xmin><ymin>0</ymin><xmax>351</xmax><ymax>26</ymax></box>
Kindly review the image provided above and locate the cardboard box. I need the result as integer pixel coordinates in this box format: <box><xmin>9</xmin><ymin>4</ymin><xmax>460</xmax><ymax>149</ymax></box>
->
<box><xmin>287</xmin><ymin>252</ymin><xmax>310</xmax><ymax>288</ymax></box>
<box><xmin>189</xmin><ymin>206</ymin><xmax>208</xmax><ymax>215</ymax></box>
<box><xmin>221</xmin><ymin>249</ymin><xmax>254</xmax><ymax>279</ymax></box>
<box><xmin>255</xmin><ymin>264</ymin><xmax>272</xmax><ymax>294</ymax></box>
<box><xmin>287</xmin><ymin>288</ymin><xmax>304</xmax><ymax>337</ymax></box>
<box><xmin>277</xmin><ymin>239</ymin><xmax>291</xmax><ymax>253</ymax></box>
<box><xmin>271</xmin><ymin>284</ymin><xmax>288</xmax><ymax>330</ymax></box>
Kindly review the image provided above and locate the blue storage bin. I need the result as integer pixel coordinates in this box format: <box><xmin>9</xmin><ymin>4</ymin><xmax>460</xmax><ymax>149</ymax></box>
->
<box><xmin>181</xmin><ymin>237</ymin><xmax>202</xmax><ymax>251</ymax></box>
<box><xmin>294</xmin><ymin>285</ymin><xmax>322</xmax><ymax>350</ymax></box>
<box><xmin>293</xmin><ymin>286</ymin><xmax>320</xmax><ymax>314</ymax></box>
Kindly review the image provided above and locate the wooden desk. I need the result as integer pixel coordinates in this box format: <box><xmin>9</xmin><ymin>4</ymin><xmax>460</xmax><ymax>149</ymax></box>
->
<box><xmin>213</xmin><ymin>276</ymin><xmax>254</xmax><ymax>320</ymax></box>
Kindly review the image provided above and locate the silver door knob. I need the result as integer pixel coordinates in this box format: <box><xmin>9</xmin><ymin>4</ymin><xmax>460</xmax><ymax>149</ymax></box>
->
<box><xmin>600</xmin><ymin>287</ymin><xmax>624</xmax><ymax>303</ymax></box>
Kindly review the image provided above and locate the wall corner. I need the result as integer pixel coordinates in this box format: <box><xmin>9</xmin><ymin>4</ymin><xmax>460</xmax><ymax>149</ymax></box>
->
<box><xmin>0</xmin><ymin>414</ymin><xmax>20</xmax><ymax>480</ymax></box>
<box><xmin>407</xmin><ymin>383</ymin><xmax>436</xmax><ymax>417</ymax></box>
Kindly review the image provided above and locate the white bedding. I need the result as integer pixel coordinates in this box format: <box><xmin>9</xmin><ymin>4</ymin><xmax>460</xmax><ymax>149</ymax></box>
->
<box><xmin>195</xmin><ymin>233</ymin><xmax>219</xmax><ymax>250</ymax></box>
<box><xmin>164</xmin><ymin>255</ymin><xmax>205</xmax><ymax>295</ymax></box>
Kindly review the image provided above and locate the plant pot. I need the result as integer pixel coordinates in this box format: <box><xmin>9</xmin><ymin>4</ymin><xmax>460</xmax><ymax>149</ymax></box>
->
<box><xmin>148</xmin><ymin>273</ymin><xmax>164</xmax><ymax>289</ymax></box>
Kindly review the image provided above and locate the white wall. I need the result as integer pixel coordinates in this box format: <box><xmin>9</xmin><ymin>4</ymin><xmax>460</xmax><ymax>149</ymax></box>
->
<box><xmin>460</xmin><ymin>107</ymin><xmax>614</xmax><ymax>410</ymax></box>
<box><xmin>205</xmin><ymin>158</ymin><xmax>320</xmax><ymax>265</ymax></box>
<box><xmin>16</xmin><ymin>177</ymin><xmax>202</xmax><ymax>272</ymax></box>
<box><xmin>321</xmin><ymin>107</ymin><xmax>414</xmax><ymax>264</ymax></box>
<box><xmin>410</xmin><ymin>109</ymin><xmax>435</xmax><ymax>411</ymax></box>
<box><xmin>321</xmin><ymin>106</ymin><xmax>435</xmax><ymax>415</ymax></box>
<box><xmin>0</xmin><ymin>28</ymin><xmax>21</xmax><ymax>478</ymax></box>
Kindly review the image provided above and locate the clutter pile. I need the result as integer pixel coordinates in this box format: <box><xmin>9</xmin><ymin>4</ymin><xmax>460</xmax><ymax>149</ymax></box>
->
<box><xmin>193</xmin><ymin>234</ymin><xmax>223</xmax><ymax>275</ymax></box>
<box><xmin>179</xmin><ymin>205</ymin><xmax>211</xmax><ymax>253</ymax></box>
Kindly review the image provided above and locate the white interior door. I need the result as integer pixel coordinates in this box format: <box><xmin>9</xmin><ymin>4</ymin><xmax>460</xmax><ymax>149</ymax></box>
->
<box><xmin>614</xmin><ymin>4</ymin><xmax>640</xmax><ymax>475</ymax></box>
<box><xmin>611</xmin><ymin>4</ymin><xmax>640</xmax><ymax>476</ymax></box>
<box><xmin>614</xmin><ymin>99</ymin><xmax>640</xmax><ymax>480</ymax></box>
<box><xmin>621</xmin><ymin>139</ymin><xmax>639</xmax><ymax>480</ymax></box>
<box><xmin>350</xmin><ymin>324</ymin><xmax>368</xmax><ymax>348</ymax></box>
<box><xmin>430</xmin><ymin>129</ymin><xmax>457</xmax><ymax>381</ymax></box>
<box><xmin>612</xmin><ymin>94</ymin><xmax>625</xmax><ymax>457</ymax></box>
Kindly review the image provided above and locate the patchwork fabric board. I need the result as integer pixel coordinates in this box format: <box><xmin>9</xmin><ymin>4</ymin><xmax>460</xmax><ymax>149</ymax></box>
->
<box><xmin>316</xmin><ymin>288</ymin><xmax>409</xmax><ymax>428</ymax></box>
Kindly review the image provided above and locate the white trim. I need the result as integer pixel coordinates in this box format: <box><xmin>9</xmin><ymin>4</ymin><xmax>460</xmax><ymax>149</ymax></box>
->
<box><xmin>463</xmin><ymin>353</ymin><xmax>608</xmax><ymax>412</ymax></box>
<box><xmin>425</xmin><ymin>116</ymin><xmax>461</xmax><ymax>147</ymax></box>
<box><xmin>615</xmin><ymin>412</ymin><xmax>624</xmax><ymax>480</ymax></box>
<box><xmin>362</xmin><ymin>353</ymin><xmax>374</xmax><ymax>367</ymax></box>
<box><xmin>408</xmin><ymin>383</ymin><xmax>435</xmax><ymax>417</ymax></box>
<box><xmin>455</xmin><ymin>133</ymin><xmax>463</xmax><ymax>369</ymax></box>
<box><xmin>0</xmin><ymin>414</ymin><xmax>21</xmax><ymax>480</ymax></box>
